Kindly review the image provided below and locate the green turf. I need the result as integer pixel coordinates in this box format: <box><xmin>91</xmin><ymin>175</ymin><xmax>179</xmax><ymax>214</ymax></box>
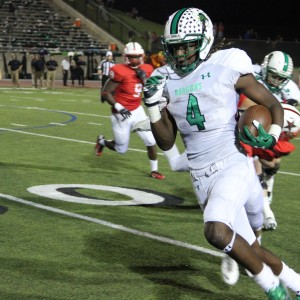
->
<box><xmin>0</xmin><ymin>87</ymin><xmax>299</xmax><ymax>299</ymax></box>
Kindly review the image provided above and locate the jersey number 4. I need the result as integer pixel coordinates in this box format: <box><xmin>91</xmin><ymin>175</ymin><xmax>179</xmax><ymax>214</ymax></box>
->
<box><xmin>186</xmin><ymin>94</ymin><xmax>206</xmax><ymax>130</ymax></box>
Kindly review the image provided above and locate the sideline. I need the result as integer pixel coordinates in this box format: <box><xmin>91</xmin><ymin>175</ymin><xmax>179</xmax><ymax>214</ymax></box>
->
<box><xmin>0</xmin><ymin>193</ymin><xmax>224</xmax><ymax>258</ymax></box>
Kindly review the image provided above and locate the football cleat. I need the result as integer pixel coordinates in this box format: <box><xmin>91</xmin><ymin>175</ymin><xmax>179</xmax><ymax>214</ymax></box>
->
<box><xmin>266</xmin><ymin>282</ymin><xmax>292</xmax><ymax>300</ymax></box>
<box><xmin>263</xmin><ymin>217</ymin><xmax>277</xmax><ymax>231</ymax></box>
<box><xmin>150</xmin><ymin>171</ymin><xmax>165</xmax><ymax>180</ymax></box>
<box><xmin>95</xmin><ymin>135</ymin><xmax>105</xmax><ymax>156</ymax></box>
<box><xmin>0</xmin><ymin>205</ymin><xmax>8</xmax><ymax>214</ymax></box>
<box><xmin>221</xmin><ymin>255</ymin><xmax>240</xmax><ymax>285</ymax></box>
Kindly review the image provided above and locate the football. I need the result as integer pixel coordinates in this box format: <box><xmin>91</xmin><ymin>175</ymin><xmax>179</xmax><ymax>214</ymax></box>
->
<box><xmin>238</xmin><ymin>105</ymin><xmax>272</xmax><ymax>137</ymax></box>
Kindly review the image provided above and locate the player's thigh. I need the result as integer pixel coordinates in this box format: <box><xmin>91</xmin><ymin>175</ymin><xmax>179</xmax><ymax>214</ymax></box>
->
<box><xmin>202</xmin><ymin>154</ymin><xmax>255</xmax><ymax>226</ymax></box>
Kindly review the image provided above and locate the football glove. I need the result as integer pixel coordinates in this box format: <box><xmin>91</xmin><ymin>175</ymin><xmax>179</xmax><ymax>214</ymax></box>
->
<box><xmin>135</xmin><ymin>68</ymin><xmax>147</xmax><ymax>83</ymax></box>
<box><xmin>239</xmin><ymin>120</ymin><xmax>276</xmax><ymax>149</ymax></box>
<box><xmin>114</xmin><ymin>103</ymin><xmax>132</xmax><ymax>121</ymax></box>
<box><xmin>143</xmin><ymin>75</ymin><xmax>166</xmax><ymax>107</ymax></box>
<box><xmin>119</xmin><ymin>108</ymin><xmax>132</xmax><ymax>120</ymax></box>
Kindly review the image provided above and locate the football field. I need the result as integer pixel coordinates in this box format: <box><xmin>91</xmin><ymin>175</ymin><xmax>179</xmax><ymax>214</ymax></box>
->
<box><xmin>0</xmin><ymin>85</ymin><xmax>299</xmax><ymax>299</ymax></box>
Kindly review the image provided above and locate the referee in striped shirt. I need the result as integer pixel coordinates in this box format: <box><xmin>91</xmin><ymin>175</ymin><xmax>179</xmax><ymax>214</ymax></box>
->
<box><xmin>98</xmin><ymin>51</ymin><xmax>115</xmax><ymax>103</ymax></box>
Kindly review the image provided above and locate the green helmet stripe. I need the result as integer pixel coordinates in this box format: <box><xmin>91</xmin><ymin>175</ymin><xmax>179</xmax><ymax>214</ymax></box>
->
<box><xmin>170</xmin><ymin>8</ymin><xmax>187</xmax><ymax>34</ymax></box>
<box><xmin>283</xmin><ymin>52</ymin><xmax>289</xmax><ymax>72</ymax></box>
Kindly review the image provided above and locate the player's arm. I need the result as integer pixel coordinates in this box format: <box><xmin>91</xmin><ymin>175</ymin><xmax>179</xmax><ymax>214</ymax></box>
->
<box><xmin>236</xmin><ymin>73</ymin><xmax>284</xmax><ymax>147</ymax></box>
<box><xmin>143</xmin><ymin>75</ymin><xmax>176</xmax><ymax>151</ymax></box>
<box><xmin>235</xmin><ymin>73</ymin><xmax>283</xmax><ymax>128</ymax></box>
<box><xmin>101</xmin><ymin>78</ymin><xmax>119</xmax><ymax>106</ymax></box>
<box><xmin>101</xmin><ymin>79</ymin><xmax>131</xmax><ymax>120</ymax></box>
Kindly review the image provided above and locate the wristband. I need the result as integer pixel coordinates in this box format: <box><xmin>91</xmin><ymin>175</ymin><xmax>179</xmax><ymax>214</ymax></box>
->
<box><xmin>114</xmin><ymin>103</ymin><xmax>124</xmax><ymax>112</ymax></box>
<box><xmin>147</xmin><ymin>105</ymin><xmax>161</xmax><ymax>123</ymax></box>
<box><xmin>268</xmin><ymin>124</ymin><xmax>281</xmax><ymax>142</ymax></box>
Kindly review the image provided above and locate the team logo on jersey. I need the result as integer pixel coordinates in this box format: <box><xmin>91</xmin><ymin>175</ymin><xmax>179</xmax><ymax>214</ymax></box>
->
<box><xmin>175</xmin><ymin>82</ymin><xmax>202</xmax><ymax>96</ymax></box>
<box><xmin>201</xmin><ymin>72</ymin><xmax>210</xmax><ymax>79</ymax></box>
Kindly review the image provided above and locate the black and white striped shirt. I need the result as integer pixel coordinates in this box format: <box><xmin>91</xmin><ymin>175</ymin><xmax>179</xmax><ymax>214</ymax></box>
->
<box><xmin>98</xmin><ymin>59</ymin><xmax>115</xmax><ymax>76</ymax></box>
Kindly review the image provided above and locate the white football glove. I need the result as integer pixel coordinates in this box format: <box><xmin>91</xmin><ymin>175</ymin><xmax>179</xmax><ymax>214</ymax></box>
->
<box><xmin>143</xmin><ymin>75</ymin><xmax>167</xmax><ymax>123</ymax></box>
<box><xmin>143</xmin><ymin>75</ymin><xmax>166</xmax><ymax>107</ymax></box>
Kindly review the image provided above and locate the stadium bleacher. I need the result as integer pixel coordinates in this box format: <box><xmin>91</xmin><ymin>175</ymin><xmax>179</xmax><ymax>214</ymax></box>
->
<box><xmin>0</xmin><ymin>0</ymin><xmax>109</xmax><ymax>53</ymax></box>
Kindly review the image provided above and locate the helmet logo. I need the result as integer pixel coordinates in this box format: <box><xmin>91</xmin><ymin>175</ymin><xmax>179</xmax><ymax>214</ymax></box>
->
<box><xmin>284</xmin><ymin>120</ymin><xmax>296</xmax><ymax>131</ymax></box>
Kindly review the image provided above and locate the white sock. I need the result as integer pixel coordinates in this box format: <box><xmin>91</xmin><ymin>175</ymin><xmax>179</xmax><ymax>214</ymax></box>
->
<box><xmin>266</xmin><ymin>175</ymin><xmax>274</xmax><ymax>203</ymax></box>
<box><xmin>279</xmin><ymin>262</ymin><xmax>300</xmax><ymax>295</ymax></box>
<box><xmin>150</xmin><ymin>159</ymin><xmax>158</xmax><ymax>172</ymax></box>
<box><xmin>254</xmin><ymin>264</ymin><xmax>279</xmax><ymax>292</ymax></box>
<box><xmin>163</xmin><ymin>145</ymin><xmax>189</xmax><ymax>172</ymax></box>
<box><xmin>263</xmin><ymin>196</ymin><xmax>275</xmax><ymax>220</ymax></box>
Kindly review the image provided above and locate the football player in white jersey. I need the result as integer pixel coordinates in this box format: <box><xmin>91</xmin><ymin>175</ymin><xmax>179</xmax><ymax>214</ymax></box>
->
<box><xmin>142</xmin><ymin>7</ymin><xmax>300</xmax><ymax>300</ymax></box>
<box><xmin>254</xmin><ymin>51</ymin><xmax>300</xmax><ymax>107</ymax></box>
<box><xmin>242</xmin><ymin>52</ymin><xmax>300</xmax><ymax>230</ymax></box>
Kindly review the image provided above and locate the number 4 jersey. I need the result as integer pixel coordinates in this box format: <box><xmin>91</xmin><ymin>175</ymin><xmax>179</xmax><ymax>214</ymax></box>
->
<box><xmin>152</xmin><ymin>48</ymin><xmax>253</xmax><ymax>169</ymax></box>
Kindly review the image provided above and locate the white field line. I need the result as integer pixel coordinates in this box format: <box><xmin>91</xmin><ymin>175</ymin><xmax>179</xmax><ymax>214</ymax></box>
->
<box><xmin>49</xmin><ymin>122</ymin><xmax>66</xmax><ymax>126</ymax></box>
<box><xmin>10</xmin><ymin>123</ymin><xmax>27</xmax><ymax>127</ymax></box>
<box><xmin>0</xmin><ymin>193</ymin><xmax>224</xmax><ymax>258</ymax></box>
<box><xmin>0</xmin><ymin>128</ymin><xmax>161</xmax><ymax>154</ymax></box>
<box><xmin>88</xmin><ymin>122</ymin><xmax>103</xmax><ymax>126</ymax></box>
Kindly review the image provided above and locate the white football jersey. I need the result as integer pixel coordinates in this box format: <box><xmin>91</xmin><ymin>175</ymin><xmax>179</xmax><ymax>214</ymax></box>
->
<box><xmin>152</xmin><ymin>48</ymin><xmax>253</xmax><ymax>170</ymax></box>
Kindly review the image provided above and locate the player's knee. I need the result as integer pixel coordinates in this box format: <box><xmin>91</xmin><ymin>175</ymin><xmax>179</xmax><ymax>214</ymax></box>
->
<box><xmin>114</xmin><ymin>144</ymin><xmax>128</xmax><ymax>154</ymax></box>
<box><xmin>248</xmin><ymin>211</ymin><xmax>264</xmax><ymax>232</ymax></box>
<box><xmin>204</xmin><ymin>221</ymin><xmax>232</xmax><ymax>250</ymax></box>
<box><xmin>264</xmin><ymin>164</ymin><xmax>280</xmax><ymax>177</ymax></box>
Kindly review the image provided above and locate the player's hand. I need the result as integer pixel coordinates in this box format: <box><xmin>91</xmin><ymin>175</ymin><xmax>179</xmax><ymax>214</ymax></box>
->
<box><xmin>143</xmin><ymin>75</ymin><xmax>166</xmax><ymax>107</ymax></box>
<box><xmin>135</xmin><ymin>68</ymin><xmax>147</xmax><ymax>83</ymax></box>
<box><xmin>239</xmin><ymin>120</ymin><xmax>276</xmax><ymax>149</ymax></box>
<box><xmin>114</xmin><ymin>103</ymin><xmax>132</xmax><ymax>121</ymax></box>
<box><xmin>119</xmin><ymin>108</ymin><xmax>132</xmax><ymax>120</ymax></box>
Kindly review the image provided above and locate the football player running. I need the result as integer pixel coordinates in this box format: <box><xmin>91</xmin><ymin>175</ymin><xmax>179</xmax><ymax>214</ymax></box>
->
<box><xmin>95</xmin><ymin>42</ymin><xmax>165</xmax><ymax>180</ymax></box>
<box><xmin>143</xmin><ymin>7</ymin><xmax>300</xmax><ymax>299</ymax></box>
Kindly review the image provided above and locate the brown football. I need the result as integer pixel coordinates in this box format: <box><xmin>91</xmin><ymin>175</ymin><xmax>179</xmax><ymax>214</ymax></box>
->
<box><xmin>238</xmin><ymin>105</ymin><xmax>272</xmax><ymax>137</ymax></box>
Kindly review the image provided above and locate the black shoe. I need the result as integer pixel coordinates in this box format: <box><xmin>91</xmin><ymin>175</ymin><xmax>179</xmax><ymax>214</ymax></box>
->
<box><xmin>0</xmin><ymin>205</ymin><xmax>8</xmax><ymax>214</ymax></box>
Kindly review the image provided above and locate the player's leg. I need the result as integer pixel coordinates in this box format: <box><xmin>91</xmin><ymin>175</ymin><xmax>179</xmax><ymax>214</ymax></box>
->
<box><xmin>132</xmin><ymin>106</ymin><xmax>165</xmax><ymax>179</ymax></box>
<box><xmin>191</xmin><ymin>153</ymin><xmax>290</xmax><ymax>296</ymax></box>
<box><xmin>95</xmin><ymin>113</ymin><xmax>131</xmax><ymax>155</ymax></box>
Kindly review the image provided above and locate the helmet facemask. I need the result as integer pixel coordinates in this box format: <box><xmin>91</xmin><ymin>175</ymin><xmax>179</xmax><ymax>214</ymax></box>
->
<box><xmin>125</xmin><ymin>55</ymin><xmax>144</xmax><ymax>69</ymax></box>
<box><xmin>162</xmin><ymin>36</ymin><xmax>205</xmax><ymax>75</ymax></box>
<box><xmin>265</xmin><ymin>70</ymin><xmax>289</xmax><ymax>92</ymax></box>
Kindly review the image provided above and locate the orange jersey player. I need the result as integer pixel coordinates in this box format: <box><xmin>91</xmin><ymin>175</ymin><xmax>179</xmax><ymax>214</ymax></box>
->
<box><xmin>94</xmin><ymin>42</ymin><xmax>165</xmax><ymax>180</ymax></box>
<box><xmin>109</xmin><ymin>62</ymin><xmax>154</xmax><ymax>112</ymax></box>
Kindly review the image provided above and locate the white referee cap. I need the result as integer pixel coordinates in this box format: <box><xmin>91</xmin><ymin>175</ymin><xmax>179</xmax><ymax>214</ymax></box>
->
<box><xmin>106</xmin><ymin>51</ymin><xmax>113</xmax><ymax>56</ymax></box>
